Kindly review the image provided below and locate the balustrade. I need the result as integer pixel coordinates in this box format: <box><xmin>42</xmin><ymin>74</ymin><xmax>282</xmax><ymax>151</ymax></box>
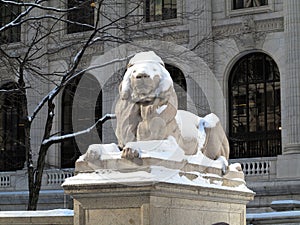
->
<box><xmin>0</xmin><ymin>174</ymin><xmax>10</xmax><ymax>187</ymax></box>
<box><xmin>230</xmin><ymin>157</ymin><xmax>276</xmax><ymax>177</ymax></box>
<box><xmin>0</xmin><ymin>169</ymin><xmax>74</xmax><ymax>189</ymax></box>
<box><xmin>46</xmin><ymin>169</ymin><xmax>74</xmax><ymax>185</ymax></box>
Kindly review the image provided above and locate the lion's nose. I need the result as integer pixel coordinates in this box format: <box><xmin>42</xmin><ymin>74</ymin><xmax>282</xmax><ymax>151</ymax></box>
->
<box><xmin>136</xmin><ymin>73</ymin><xmax>150</xmax><ymax>79</ymax></box>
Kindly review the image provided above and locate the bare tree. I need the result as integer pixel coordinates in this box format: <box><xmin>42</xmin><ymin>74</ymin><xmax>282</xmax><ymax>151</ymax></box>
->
<box><xmin>0</xmin><ymin>0</ymin><xmax>227</xmax><ymax>210</ymax></box>
<box><xmin>0</xmin><ymin>0</ymin><xmax>145</xmax><ymax>210</ymax></box>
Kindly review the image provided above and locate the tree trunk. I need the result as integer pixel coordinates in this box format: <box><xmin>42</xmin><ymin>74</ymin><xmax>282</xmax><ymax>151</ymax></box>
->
<box><xmin>27</xmin><ymin>100</ymin><xmax>55</xmax><ymax>210</ymax></box>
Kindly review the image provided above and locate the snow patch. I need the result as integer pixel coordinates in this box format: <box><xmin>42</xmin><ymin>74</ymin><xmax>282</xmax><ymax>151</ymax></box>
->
<box><xmin>228</xmin><ymin>163</ymin><xmax>243</xmax><ymax>172</ymax></box>
<box><xmin>186</xmin><ymin>152</ymin><xmax>226</xmax><ymax>170</ymax></box>
<box><xmin>272</xmin><ymin>200</ymin><xmax>300</xmax><ymax>205</ymax></box>
<box><xmin>79</xmin><ymin>143</ymin><xmax>121</xmax><ymax>161</ymax></box>
<box><xmin>156</xmin><ymin>105</ymin><xmax>167</xmax><ymax>114</ymax></box>
<box><xmin>125</xmin><ymin>136</ymin><xmax>185</xmax><ymax>162</ymax></box>
<box><xmin>247</xmin><ymin>211</ymin><xmax>300</xmax><ymax>220</ymax></box>
<box><xmin>0</xmin><ymin>209</ymin><xmax>74</xmax><ymax>217</ymax></box>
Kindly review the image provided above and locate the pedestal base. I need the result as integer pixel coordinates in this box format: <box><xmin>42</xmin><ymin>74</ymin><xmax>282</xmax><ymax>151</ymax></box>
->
<box><xmin>63</xmin><ymin>180</ymin><xmax>253</xmax><ymax>225</ymax></box>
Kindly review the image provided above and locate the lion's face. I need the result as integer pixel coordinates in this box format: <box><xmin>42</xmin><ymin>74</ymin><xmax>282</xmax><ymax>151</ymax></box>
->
<box><xmin>129</xmin><ymin>62</ymin><xmax>161</xmax><ymax>102</ymax></box>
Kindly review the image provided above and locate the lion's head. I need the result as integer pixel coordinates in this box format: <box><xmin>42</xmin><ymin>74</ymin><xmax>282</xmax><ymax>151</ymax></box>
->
<box><xmin>120</xmin><ymin>51</ymin><xmax>173</xmax><ymax>103</ymax></box>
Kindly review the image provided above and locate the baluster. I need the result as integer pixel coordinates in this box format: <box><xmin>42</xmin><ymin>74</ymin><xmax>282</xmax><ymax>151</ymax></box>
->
<box><xmin>48</xmin><ymin>174</ymin><xmax>51</xmax><ymax>184</ymax></box>
<box><xmin>258</xmin><ymin>161</ymin><xmax>262</xmax><ymax>174</ymax></box>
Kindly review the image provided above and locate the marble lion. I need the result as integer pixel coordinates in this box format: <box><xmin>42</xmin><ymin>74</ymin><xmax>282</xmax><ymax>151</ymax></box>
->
<box><xmin>115</xmin><ymin>51</ymin><xmax>229</xmax><ymax>161</ymax></box>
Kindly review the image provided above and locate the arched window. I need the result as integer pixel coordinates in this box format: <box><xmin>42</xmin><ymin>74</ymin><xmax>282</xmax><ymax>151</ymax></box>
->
<box><xmin>0</xmin><ymin>82</ymin><xmax>25</xmax><ymax>171</ymax></box>
<box><xmin>229</xmin><ymin>53</ymin><xmax>281</xmax><ymax>158</ymax></box>
<box><xmin>61</xmin><ymin>75</ymin><xmax>102</xmax><ymax>168</ymax></box>
<box><xmin>166</xmin><ymin>64</ymin><xmax>187</xmax><ymax>110</ymax></box>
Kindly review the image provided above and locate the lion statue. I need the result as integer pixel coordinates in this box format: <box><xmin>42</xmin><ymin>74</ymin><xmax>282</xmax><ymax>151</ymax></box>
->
<box><xmin>115</xmin><ymin>51</ymin><xmax>229</xmax><ymax>161</ymax></box>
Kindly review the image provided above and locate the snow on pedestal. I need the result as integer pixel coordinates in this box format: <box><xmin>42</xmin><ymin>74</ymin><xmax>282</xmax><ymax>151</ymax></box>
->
<box><xmin>72</xmin><ymin>136</ymin><xmax>247</xmax><ymax>189</ymax></box>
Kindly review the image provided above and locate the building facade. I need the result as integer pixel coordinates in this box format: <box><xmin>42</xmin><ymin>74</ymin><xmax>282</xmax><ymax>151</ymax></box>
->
<box><xmin>0</xmin><ymin>0</ymin><xmax>300</xmax><ymax>214</ymax></box>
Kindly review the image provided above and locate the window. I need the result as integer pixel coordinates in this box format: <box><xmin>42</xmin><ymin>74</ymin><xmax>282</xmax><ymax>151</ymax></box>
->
<box><xmin>229</xmin><ymin>53</ymin><xmax>281</xmax><ymax>158</ymax></box>
<box><xmin>0</xmin><ymin>83</ymin><xmax>25</xmax><ymax>171</ymax></box>
<box><xmin>0</xmin><ymin>1</ymin><xmax>21</xmax><ymax>44</ymax></box>
<box><xmin>67</xmin><ymin>0</ymin><xmax>94</xmax><ymax>34</ymax></box>
<box><xmin>232</xmin><ymin>0</ymin><xmax>268</xmax><ymax>10</ymax></box>
<box><xmin>145</xmin><ymin>0</ymin><xmax>177</xmax><ymax>22</ymax></box>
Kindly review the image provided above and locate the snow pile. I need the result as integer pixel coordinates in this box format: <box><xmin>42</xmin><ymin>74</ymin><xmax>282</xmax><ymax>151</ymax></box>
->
<box><xmin>77</xmin><ymin>143</ymin><xmax>121</xmax><ymax>161</ymax></box>
<box><xmin>63</xmin><ymin>165</ymin><xmax>251</xmax><ymax>193</ymax></box>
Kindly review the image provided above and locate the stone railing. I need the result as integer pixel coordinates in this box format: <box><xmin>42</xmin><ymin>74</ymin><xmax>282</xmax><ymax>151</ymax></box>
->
<box><xmin>0</xmin><ymin>168</ymin><xmax>74</xmax><ymax>190</ymax></box>
<box><xmin>230</xmin><ymin>157</ymin><xmax>277</xmax><ymax>179</ymax></box>
<box><xmin>0</xmin><ymin>172</ymin><xmax>11</xmax><ymax>188</ymax></box>
<box><xmin>46</xmin><ymin>169</ymin><xmax>74</xmax><ymax>186</ymax></box>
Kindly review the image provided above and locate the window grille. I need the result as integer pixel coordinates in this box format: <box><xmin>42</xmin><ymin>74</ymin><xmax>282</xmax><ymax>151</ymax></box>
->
<box><xmin>232</xmin><ymin>0</ymin><xmax>268</xmax><ymax>10</ymax></box>
<box><xmin>229</xmin><ymin>53</ymin><xmax>281</xmax><ymax>158</ymax></box>
<box><xmin>145</xmin><ymin>0</ymin><xmax>177</xmax><ymax>22</ymax></box>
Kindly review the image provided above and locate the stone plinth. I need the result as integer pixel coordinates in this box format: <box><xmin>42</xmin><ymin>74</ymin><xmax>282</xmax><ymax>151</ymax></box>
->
<box><xmin>63</xmin><ymin>178</ymin><xmax>254</xmax><ymax>225</ymax></box>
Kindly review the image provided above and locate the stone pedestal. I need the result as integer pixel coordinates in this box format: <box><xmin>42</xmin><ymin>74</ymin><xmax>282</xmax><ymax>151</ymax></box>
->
<box><xmin>63</xmin><ymin>179</ymin><xmax>254</xmax><ymax>225</ymax></box>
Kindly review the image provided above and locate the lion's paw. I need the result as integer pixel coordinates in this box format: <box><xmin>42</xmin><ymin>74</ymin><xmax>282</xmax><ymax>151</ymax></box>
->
<box><xmin>121</xmin><ymin>147</ymin><xmax>140</xmax><ymax>159</ymax></box>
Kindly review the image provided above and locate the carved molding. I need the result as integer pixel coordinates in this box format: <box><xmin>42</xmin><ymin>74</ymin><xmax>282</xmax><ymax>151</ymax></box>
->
<box><xmin>233</xmin><ymin>31</ymin><xmax>267</xmax><ymax>51</ymax></box>
<box><xmin>213</xmin><ymin>17</ymin><xmax>284</xmax><ymax>38</ymax></box>
<box><xmin>213</xmin><ymin>17</ymin><xmax>283</xmax><ymax>50</ymax></box>
<box><xmin>134</xmin><ymin>30</ymin><xmax>189</xmax><ymax>45</ymax></box>
<box><xmin>225</xmin><ymin>0</ymin><xmax>274</xmax><ymax>17</ymax></box>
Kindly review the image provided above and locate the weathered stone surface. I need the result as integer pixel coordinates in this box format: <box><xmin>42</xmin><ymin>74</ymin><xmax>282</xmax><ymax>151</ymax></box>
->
<box><xmin>63</xmin><ymin>181</ymin><xmax>254</xmax><ymax>225</ymax></box>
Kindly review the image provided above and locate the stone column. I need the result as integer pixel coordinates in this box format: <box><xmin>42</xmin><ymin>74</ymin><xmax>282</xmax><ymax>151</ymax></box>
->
<box><xmin>187</xmin><ymin>1</ymin><xmax>220</xmax><ymax>118</ymax></box>
<box><xmin>283</xmin><ymin>0</ymin><xmax>300</xmax><ymax>154</ymax></box>
<box><xmin>188</xmin><ymin>0</ymin><xmax>212</xmax><ymax>66</ymax></box>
